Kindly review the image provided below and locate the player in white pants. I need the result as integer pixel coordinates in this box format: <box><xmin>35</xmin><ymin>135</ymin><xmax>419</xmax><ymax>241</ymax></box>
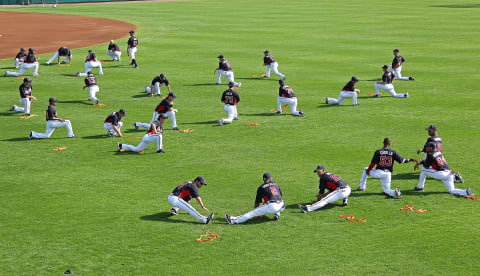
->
<box><xmin>127</xmin><ymin>30</ymin><xmax>138</xmax><ymax>68</ymax></box>
<box><xmin>10</xmin><ymin>78</ymin><xmax>37</xmax><ymax>116</ymax></box>
<box><xmin>144</xmin><ymin>73</ymin><xmax>171</xmax><ymax>97</ymax></box>
<box><xmin>46</xmin><ymin>47</ymin><xmax>72</xmax><ymax>65</ymax></box>
<box><xmin>214</xmin><ymin>55</ymin><xmax>241</xmax><ymax>87</ymax></box>
<box><xmin>107</xmin><ymin>40</ymin><xmax>122</xmax><ymax>61</ymax></box>
<box><xmin>82</xmin><ymin>71</ymin><xmax>101</xmax><ymax>104</ymax></box>
<box><xmin>14</xmin><ymin>48</ymin><xmax>26</xmax><ymax>69</ymax></box>
<box><xmin>388</xmin><ymin>49</ymin><xmax>414</xmax><ymax>81</ymax></box>
<box><xmin>298</xmin><ymin>165</ymin><xmax>351</xmax><ymax>213</ymax></box>
<box><xmin>414</xmin><ymin>142</ymin><xmax>473</xmax><ymax>197</ymax></box>
<box><xmin>277</xmin><ymin>80</ymin><xmax>305</xmax><ymax>116</ymax></box>
<box><xmin>29</xmin><ymin>98</ymin><xmax>76</xmax><ymax>139</ymax></box>
<box><xmin>263</xmin><ymin>50</ymin><xmax>286</xmax><ymax>79</ymax></box>
<box><xmin>134</xmin><ymin>93</ymin><xmax>178</xmax><ymax>130</ymax></box>
<box><xmin>326</xmin><ymin>76</ymin><xmax>360</xmax><ymax>106</ymax></box>
<box><xmin>104</xmin><ymin>109</ymin><xmax>126</xmax><ymax>137</ymax></box>
<box><xmin>120</xmin><ymin>114</ymin><xmax>166</xmax><ymax>153</ymax></box>
<box><xmin>225</xmin><ymin>173</ymin><xmax>285</xmax><ymax>224</ymax></box>
<box><xmin>374</xmin><ymin>65</ymin><xmax>408</xmax><ymax>98</ymax></box>
<box><xmin>5</xmin><ymin>48</ymin><xmax>39</xmax><ymax>77</ymax></box>
<box><xmin>75</xmin><ymin>50</ymin><xmax>103</xmax><ymax>77</ymax></box>
<box><xmin>219</xmin><ymin>82</ymin><xmax>240</xmax><ymax>125</ymax></box>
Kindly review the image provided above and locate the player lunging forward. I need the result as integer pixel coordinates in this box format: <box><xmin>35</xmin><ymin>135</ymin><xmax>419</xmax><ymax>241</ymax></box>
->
<box><xmin>214</xmin><ymin>55</ymin><xmax>241</xmax><ymax>87</ymax></box>
<box><xmin>219</xmin><ymin>82</ymin><xmax>240</xmax><ymax>126</ymax></box>
<box><xmin>29</xmin><ymin>97</ymin><xmax>77</xmax><ymax>139</ymax></box>
<box><xmin>83</xmin><ymin>71</ymin><xmax>100</xmax><ymax>104</ymax></box>
<box><xmin>374</xmin><ymin>65</ymin><xmax>408</xmax><ymax>98</ymax></box>
<box><xmin>10</xmin><ymin>78</ymin><xmax>37</xmax><ymax>116</ymax></box>
<box><xmin>325</xmin><ymin>76</ymin><xmax>360</xmax><ymax>106</ymax></box>
<box><xmin>119</xmin><ymin>114</ymin><xmax>166</xmax><ymax>153</ymax></box>
<box><xmin>134</xmin><ymin>92</ymin><xmax>178</xmax><ymax>130</ymax></box>
<box><xmin>388</xmin><ymin>49</ymin><xmax>414</xmax><ymax>81</ymax></box>
<box><xmin>104</xmin><ymin>109</ymin><xmax>126</xmax><ymax>137</ymax></box>
<box><xmin>277</xmin><ymin>80</ymin><xmax>305</xmax><ymax>116</ymax></box>
<box><xmin>263</xmin><ymin>50</ymin><xmax>286</xmax><ymax>79</ymax></box>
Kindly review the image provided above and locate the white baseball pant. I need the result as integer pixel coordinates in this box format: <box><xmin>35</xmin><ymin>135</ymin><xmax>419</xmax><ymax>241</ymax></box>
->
<box><xmin>31</xmin><ymin>120</ymin><xmax>75</xmax><ymax>138</ymax></box>
<box><xmin>46</xmin><ymin>51</ymin><xmax>71</xmax><ymax>64</ymax></box>
<box><xmin>374</xmin><ymin>83</ymin><xmax>406</xmax><ymax>98</ymax></box>
<box><xmin>230</xmin><ymin>201</ymin><xmax>285</xmax><ymax>224</ymax></box>
<box><xmin>77</xmin><ymin>61</ymin><xmax>103</xmax><ymax>76</ymax></box>
<box><xmin>13</xmin><ymin>98</ymin><xmax>31</xmax><ymax>115</ymax></box>
<box><xmin>216</xmin><ymin>70</ymin><xmax>240</xmax><ymax>86</ymax></box>
<box><xmin>168</xmin><ymin>194</ymin><xmax>208</xmax><ymax>223</ymax></box>
<box><xmin>107</xmin><ymin>51</ymin><xmax>121</xmax><ymax>61</ymax></box>
<box><xmin>359</xmin><ymin>168</ymin><xmax>396</xmax><ymax>196</ymax></box>
<box><xmin>5</xmin><ymin>62</ymin><xmax>39</xmax><ymax>77</ymax></box>
<box><xmin>327</xmin><ymin>91</ymin><xmax>358</xmax><ymax>105</ymax></box>
<box><xmin>388</xmin><ymin>65</ymin><xmax>410</xmax><ymax>81</ymax></box>
<box><xmin>306</xmin><ymin>187</ymin><xmax>351</xmax><ymax>212</ymax></box>
<box><xmin>129</xmin><ymin>47</ymin><xmax>137</xmax><ymax>60</ymax></box>
<box><xmin>135</xmin><ymin>111</ymin><xmax>177</xmax><ymax>129</ymax></box>
<box><xmin>88</xmin><ymin>85</ymin><xmax>99</xmax><ymax>102</ymax></box>
<box><xmin>145</xmin><ymin>81</ymin><xmax>166</xmax><ymax>95</ymax></box>
<box><xmin>122</xmin><ymin>133</ymin><xmax>162</xmax><ymax>152</ymax></box>
<box><xmin>221</xmin><ymin>104</ymin><xmax>238</xmax><ymax>124</ymax></box>
<box><xmin>104</xmin><ymin>122</ymin><xmax>123</xmax><ymax>136</ymax></box>
<box><xmin>416</xmin><ymin>168</ymin><xmax>468</xmax><ymax>196</ymax></box>
<box><xmin>277</xmin><ymin>97</ymin><xmax>300</xmax><ymax>115</ymax></box>
<box><xmin>265</xmin><ymin>62</ymin><xmax>285</xmax><ymax>78</ymax></box>
<box><xmin>14</xmin><ymin>58</ymin><xmax>23</xmax><ymax>69</ymax></box>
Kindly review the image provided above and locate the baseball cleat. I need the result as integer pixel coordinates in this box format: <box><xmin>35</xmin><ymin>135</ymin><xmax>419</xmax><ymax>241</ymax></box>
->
<box><xmin>170</xmin><ymin>208</ymin><xmax>178</xmax><ymax>216</ymax></box>
<box><xmin>28</xmin><ymin>131</ymin><xmax>32</xmax><ymax>140</ymax></box>
<box><xmin>45</xmin><ymin>62</ymin><xmax>50</xmax><ymax>65</ymax></box>
<box><xmin>225</xmin><ymin>212</ymin><xmax>233</xmax><ymax>224</ymax></box>
<box><xmin>25</xmin><ymin>113</ymin><xmax>30</xmax><ymax>116</ymax></box>
<box><xmin>219</xmin><ymin>119</ymin><xmax>224</xmax><ymax>126</ymax></box>
<box><xmin>9</xmin><ymin>105</ymin><xmax>15</xmax><ymax>111</ymax></box>
<box><xmin>414</xmin><ymin>186</ymin><xmax>424</xmax><ymax>191</ymax></box>
<box><xmin>237</xmin><ymin>82</ymin><xmax>242</xmax><ymax>87</ymax></box>
<box><xmin>298</xmin><ymin>110</ymin><xmax>305</xmax><ymax>117</ymax></box>
<box><xmin>357</xmin><ymin>187</ymin><xmax>365</xmax><ymax>191</ymax></box>
<box><xmin>107</xmin><ymin>131</ymin><xmax>114</xmax><ymax>137</ymax></box>
<box><xmin>273</xmin><ymin>214</ymin><xmax>280</xmax><ymax>221</ymax></box>
<box><xmin>206</xmin><ymin>212</ymin><xmax>214</xmax><ymax>224</ymax></box>
<box><xmin>133</xmin><ymin>123</ymin><xmax>138</xmax><ymax>130</ymax></box>
<box><xmin>353</xmin><ymin>103</ymin><xmax>360</xmax><ymax>106</ymax></box>
<box><xmin>172</xmin><ymin>127</ymin><xmax>179</xmax><ymax>131</ymax></box>
<box><xmin>466</xmin><ymin>187</ymin><xmax>474</xmax><ymax>196</ymax></box>
<box><xmin>157</xmin><ymin>149</ymin><xmax>166</xmax><ymax>154</ymax></box>
<box><xmin>297</xmin><ymin>204</ymin><xmax>308</xmax><ymax>213</ymax></box>
<box><xmin>325</xmin><ymin>97</ymin><xmax>329</xmax><ymax>104</ymax></box>
<box><xmin>409</xmin><ymin>77</ymin><xmax>415</xmax><ymax>80</ymax></box>
<box><xmin>404</xmin><ymin>92</ymin><xmax>409</xmax><ymax>98</ymax></box>
<box><xmin>394</xmin><ymin>188</ymin><xmax>402</xmax><ymax>199</ymax></box>
<box><xmin>454</xmin><ymin>172</ymin><xmax>464</xmax><ymax>183</ymax></box>
<box><xmin>276</xmin><ymin>111</ymin><xmax>282</xmax><ymax>114</ymax></box>
<box><xmin>233</xmin><ymin>116</ymin><xmax>239</xmax><ymax>120</ymax></box>
<box><xmin>4</xmin><ymin>71</ymin><xmax>7</xmax><ymax>77</ymax></box>
<box><xmin>373</xmin><ymin>94</ymin><xmax>379</xmax><ymax>97</ymax></box>
<box><xmin>74</xmin><ymin>72</ymin><xmax>80</xmax><ymax>77</ymax></box>
<box><xmin>117</xmin><ymin>142</ymin><xmax>122</xmax><ymax>151</ymax></box>
<box><xmin>342</xmin><ymin>198</ymin><xmax>348</xmax><ymax>206</ymax></box>
<box><xmin>69</xmin><ymin>135</ymin><xmax>77</xmax><ymax>138</ymax></box>
<box><xmin>282</xmin><ymin>76</ymin><xmax>286</xmax><ymax>80</ymax></box>
<box><xmin>95</xmin><ymin>100</ymin><xmax>99</xmax><ymax>104</ymax></box>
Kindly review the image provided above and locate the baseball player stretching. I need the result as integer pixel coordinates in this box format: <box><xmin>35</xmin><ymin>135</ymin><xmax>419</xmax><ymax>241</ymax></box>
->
<box><xmin>263</xmin><ymin>50</ymin><xmax>286</xmax><ymax>79</ymax></box>
<box><xmin>83</xmin><ymin>71</ymin><xmax>100</xmax><ymax>104</ymax></box>
<box><xmin>214</xmin><ymin>55</ymin><xmax>241</xmax><ymax>87</ymax></box>
<box><xmin>277</xmin><ymin>80</ymin><xmax>305</xmax><ymax>116</ymax></box>
<box><xmin>107</xmin><ymin>40</ymin><xmax>121</xmax><ymax>61</ymax></box>
<box><xmin>168</xmin><ymin>176</ymin><xmax>214</xmax><ymax>224</ymax></box>
<box><xmin>5</xmin><ymin>48</ymin><xmax>39</xmax><ymax>77</ymax></box>
<box><xmin>325</xmin><ymin>76</ymin><xmax>360</xmax><ymax>106</ymax></box>
<box><xmin>75</xmin><ymin>50</ymin><xmax>103</xmax><ymax>77</ymax></box>
<box><xmin>9</xmin><ymin>78</ymin><xmax>37</xmax><ymax>116</ymax></box>
<box><xmin>414</xmin><ymin>142</ymin><xmax>473</xmax><ymax>196</ymax></box>
<box><xmin>14</xmin><ymin>48</ymin><xmax>26</xmax><ymax>69</ymax></box>
<box><xmin>298</xmin><ymin>165</ymin><xmax>351</xmax><ymax>213</ymax></box>
<box><xmin>219</xmin><ymin>82</ymin><xmax>240</xmax><ymax>126</ymax></box>
<box><xmin>145</xmin><ymin>73</ymin><xmax>171</xmax><ymax>97</ymax></box>
<box><xmin>374</xmin><ymin>65</ymin><xmax>408</xmax><ymax>98</ymax></box>
<box><xmin>119</xmin><ymin>114</ymin><xmax>166</xmax><ymax>153</ymax></box>
<box><xmin>388</xmin><ymin>49</ymin><xmax>414</xmax><ymax>81</ymax></box>
<box><xmin>46</xmin><ymin>46</ymin><xmax>72</xmax><ymax>65</ymax></box>
<box><xmin>134</xmin><ymin>92</ymin><xmax>178</xmax><ymax>130</ymax></box>
<box><xmin>29</xmin><ymin>97</ymin><xmax>76</xmax><ymax>139</ymax></box>
<box><xmin>225</xmin><ymin>172</ymin><xmax>285</xmax><ymax>224</ymax></box>
<box><xmin>127</xmin><ymin>30</ymin><xmax>138</xmax><ymax>68</ymax></box>
<box><xmin>104</xmin><ymin>109</ymin><xmax>126</xmax><ymax>137</ymax></box>
<box><xmin>359</xmin><ymin>138</ymin><xmax>417</xmax><ymax>198</ymax></box>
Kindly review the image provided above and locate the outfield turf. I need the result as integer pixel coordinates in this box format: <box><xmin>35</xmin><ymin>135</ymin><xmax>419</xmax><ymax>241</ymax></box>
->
<box><xmin>1</xmin><ymin>0</ymin><xmax>479</xmax><ymax>274</ymax></box>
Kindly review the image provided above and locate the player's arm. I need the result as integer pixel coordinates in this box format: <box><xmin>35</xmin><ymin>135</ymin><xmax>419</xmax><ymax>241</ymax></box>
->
<box><xmin>113</xmin><ymin>125</ymin><xmax>122</xmax><ymax>137</ymax></box>
<box><xmin>365</xmin><ymin>162</ymin><xmax>375</xmax><ymax>175</ymax></box>
<box><xmin>195</xmin><ymin>197</ymin><xmax>209</xmax><ymax>212</ymax></box>
<box><xmin>57</xmin><ymin>55</ymin><xmax>61</xmax><ymax>65</ymax></box>
<box><xmin>27</xmin><ymin>95</ymin><xmax>37</xmax><ymax>102</ymax></box>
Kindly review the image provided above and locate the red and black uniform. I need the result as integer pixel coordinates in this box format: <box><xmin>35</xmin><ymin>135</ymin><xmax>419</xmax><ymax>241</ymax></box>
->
<box><xmin>221</xmin><ymin>89</ymin><xmax>240</xmax><ymax>105</ymax></box>
<box><xmin>171</xmin><ymin>181</ymin><xmax>200</xmax><ymax>202</ymax></box>
<box><xmin>422</xmin><ymin>151</ymin><xmax>450</xmax><ymax>171</ymax></box>
<box><xmin>58</xmin><ymin>47</ymin><xmax>71</xmax><ymax>56</ymax></box>
<box><xmin>46</xmin><ymin>105</ymin><xmax>57</xmax><ymax>121</ymax></box>
<box><xmin>366</xmin><ymin>147</ymin><xmax>411</xmax><ymax>174</ymax></box>
<box><xmin>382</xmin><ymin>71</ymin><xmax>395</xmax><ymax>84</ymax></box>
<box><xmin>104</xmin><ymin>112</ymin><xmax>122</xmax><ymax>126</ymax></box>
<box><xmin>155</xmin><ymin>98</ymin><xmax>173</xmax><ymax>113</ymax></box>
<box><xmin>19</xmin><ymin>83</ymin><xmax>32</xmax><ymax>100</ymax></box>
<box><xmin>152</xmin><ymin>76</ymin><xmax>170</xmax><ymax>86</ymax></box>
<box><xmin>85</xmin><ymin>53</ymin><xmax>97</xmax><ymax>62</ymax></box>
<box><xmin>25</xmin><ymin>53</ymin><xmax>36</xmax><ymax>64</ymax></box>
<box><xmin>108</xmin><ymin>43</ymin><xmax>121</xmax><ymax>52</ymax></box>
<box><xmin>127</xmin><ymin>36</ymin><xmax>138</xmax><ymax>47</ymax></box>
<box><xmin>219</xmin><ymin>60</ymin><xmax>232</xmax><ymax>71</ymax></box>
<box><xmin>15</xmin><ymin>51</ymin><xmax>26</xmax><ymax>60</ymax></box>
<box><xmin>392</xmin><ymin>55</ymin><xmax>405</xmax><ymax>69</ymax></box>
<box><xmin>318</xmin><ymin>173</ymin><xmax>349</xmax><ymax>194</ymax></box>
<box><xmin>263</xmin><ymin>55</ymin><xmax>276</xmax><ymax>65</ymax></box>
<box><xmin>255</xmin><ymin>181</ymin><xmax>283</xmax><ymax>204</ymax></box>
<box><xmin>422</xmin><ymin>135</ymin><xmax>443</xmax><ymax>152</ymax></box>
<box><xmin>342</xmin><ymin>81</ymin><xmax>355</xmax><ymax>92</ymax></box>
<box><xmin>279</xmin><ymin>85</ymin><xmax>296</xmax><ymax>98</ymax></box>
<box><xmin>148</xmin><ymin>120</ymin><xmax>163</xmax><ymax>135</ymax></box>
<box><xmin>84</xmin><ymin>76</ymin><xmax>97</xmax><ymax>87</ymax></box>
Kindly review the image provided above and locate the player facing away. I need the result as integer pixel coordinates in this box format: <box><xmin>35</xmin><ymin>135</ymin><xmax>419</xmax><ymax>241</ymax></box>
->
<box><xmin>134</xmin><ymin>92</ymin><xmax>178</xmax><ymax>130</ymax></box>
<box><xmin>119</xmin><ymin>113</ymin><xmax>167</xmax><ymax>153</ymax></box>
<box><xmin>214</xmin><ymin>55</ymin><xmax>241</xmax><ymax>87</ymax></box>
<box><xmin>29</xmin><ymin>97</ymin><xmax>77</xmax><ymax>139</ymax></box>
<box><xmin>325</xmin><ymin>76</ymin><xmax>360</xmax><ymax>106</ymax></box>
<box><xmin>414</xmin><ymin>142</ymin><xmax>473</xmax><ymax>196</ymax></box>
<box><xmin>388</xmin><ymin>49</ymin><xmax>414</xmax><ymax>81</ymax></box>
<box><xmin>219</xmin><ymin>82</ymin><xmax>240</xmax><ymax>126</ymax></box>
<box><xmin>75</xmin><ymin>50</ymin><xmax>103</xmax><ymax>77</ymax></box>
<box><xmin>9</xmin><ymin>78</ymin><xmax>37</xmax><ymax>116</ymax></box>
<box><xmin>14</xmin><ymin>48</ymin><xmax>26</xmax><ymax>69</ymax></box>
<box><xmin>46</xmin><ymin>46</ymin><xmax>72</xmax><ymax>65</ymax></box>
<box><xmin>359</xmin><ymin>138</ymin><xmax>417</xmax><ymax>199</ymax></box>
<box><xmin>263</xmin><ymin>50</ymin><xmax>286</xmax><ymax>79</ymax></box>
<box><xmin>168</xmin><ymin>176</ymin><xmax>214</xmax><ymax>224</ymax></box>
<box><xmin>83</xmin><ymin>71</ymin><xmax>100</xmax><ymax>104</ymax></box>
<box><xmin>374</xmin><ymin>65</ymin><xmax>408</xmax><ymax>98</ymax></box>
<box><xmin>144</xmin><ymin>73</ymin><xmax>171</xmax><ymax>97</ymax></box>
<box><xmin>225</xmin><ymin>172</ymin><xmax>285</xmax><ymax>224</ymax></box>
<box><xmin>107</xmin><ymin>40</ymin><xmax>122</xmax><ymax>61</ymax></box>
<box><xmin>276</xmin><ymin>80</ymin><xmax>305</xmax><ymax>116</ymax></box>
<box><xmin>5</xmin><ymin>48</ymin><xmax>39</xmax><ymax>77</ymax></box>
<box><xmin>127</xmin><ymin>30</ymin><xmax>138</xmax><ymax>68</ymax></box>
<box><xmin>298</xmin><ymin>165</ymin><xmax>351</xmax><ymax>213</ymax></box>
<box><xmin>104</xmin><ymin>109</ymin><xmax>126</xmax><ymax>137</ymax></box>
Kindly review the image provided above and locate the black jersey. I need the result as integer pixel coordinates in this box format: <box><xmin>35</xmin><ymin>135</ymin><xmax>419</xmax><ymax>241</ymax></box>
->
<box><xmin>219</xmin><ymin>60</ymin><xmax>232</xmax><ymax>71</ymax></box>
<box><xmin>155</xmin><ymin>98</ymin><xmax>173</xmax><ymax>113</ymax></box>
<box><xmin>221</xmin><ymin>89</ymin><xmax>240</xmax><ymax>105</ymax></box>
<box><xmin>422</xmin><ymin>135</ymin><xmax>443</xmax><ymax>152</ymax></box>
<box><xmin>15</xmin><ymin>52</ymin><xmax>26</xmax><ymax>59</ymax></box>
<box><xmin>263</xmin><ymin>55</ymin><xmax>276</xmax><ymax>65</ymax></box>
<box><xmin>25</xmin><ymin>53</ymin><xmax>36</xmax><ymax>63</ymax></box>
<box><xmin>85</xmin><ymin>53</ymin><xmax>97</xmax><ymax>62</ymax></box>
<box><xmin>58</xmin><ymin>47</ymin><xmax>70</xmax><ymax>56</ymax></box>
<box><xmin>382</xmin><ymin>71</ymin><xmax>395</xmax><ymax>84</ymax></box>
<box><xmin>370</xmin><ymin>147</ymin><xmax>409</xmax><ymax>172</ymax></box>
<box><xmin>148</xmin><ymin>120</ymin><xmax>163</xmax><ymax>135</ymax></box>
<box><xmin>255</xmin><ymin>181</ymin><xmax>283</xmax><ymax>204</ymax></box>
<box><xmin>279</xmin><ymin>85</ymin><xmax>296</xmax><ymax>98</ymax></box>
<box><xmin>342</xmin><ymin>81</ymin><xmax>355</xmax><ymax>92</ymax></box>
<box><xmin>152</xmin><ymin>76</ymin><xmax>170</xmax><ymax>86</ymax></box>
<box><xmin>84</xmin><ymin>76</ymin><xmax>97</xmax><ymax>87</ymax></box>
<box><xmin>108</xmin><ymin>43</ymin><xmax>120</xmax><ymax>51</ymax></box>
<box><xmin>104</xmin><ymin>112</ymin><xmax>122</xmax><ymax>126</ymax></box>
<box><xmin>46</xmin><ymin>105</ymin><xmax>57</xmax><ymax>121</ymax></box>
<box><xmin>392</xmin><ymin>55</ymin><xmax>405</xmax><ymax>68</ymax></box>
<box><xmin>424</xmin><ymin>151</ymin><xmax>450</xmax><ymax>171</ymax></box>
<box><xmin>128</xmin><ymin>36</ymin><xmax>138</xmax><ymax>47</ymax></box>
<box><xmin>319</xmin><ymin>172</ymin><xmax>349</xmax><ymax>194</ymax></box>
<box><xmin>172</xmin><ymin>181</ymin><xmax>200</xmax><ymax>201</ymax></box>
<box><xmin>19</xmin><ymin>83</ymin><xmax>32</xmax><ymax>99</ymax></box>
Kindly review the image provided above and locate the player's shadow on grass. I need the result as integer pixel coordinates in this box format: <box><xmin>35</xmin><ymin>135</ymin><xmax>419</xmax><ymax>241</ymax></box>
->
<box><xmin>392</xmin><ymin>172</ymin><xmax>420</xmax><ymax>180</ymax></box>
<box><xmin>431</xmin><ymin>4</ymin><xmax>480</xmax><ymax>8</ymax></box>
<box><xmin>317</xmin><ymin>104</ymin><xmax>352</xmax><ymax>108</ymax></box>
<box><xmin>0</xmin><ymin>137</ymin><xmax>30</xmax><ymax>142</ymax></box>
<box><xmin>0</xmin><ymin>112</ymin><xmax>18</xmax><ymax>117</ymax></box>
<box><xmin>140</xmin><ymin>212</ymin><xmax>203</xmax><ymax>224</ymax></box>
<box><xmin>348</xmin><ymin>191</ymin><xmax>387</xmax><ymax>198</ymax></box>
<box><xmin>184</xmin><ymin>83</ymin><xmax>223</xmax><ymax>87</ymax></box>
<box><xmin>360</xmin><ymin>79</ymin><xmax>381</xmax><ymax>82</ymax></box>
<box><xmin>285</xmin><ymin>203</ymin><xmax>338</xmax><ymax>211</ymax></box>
<box><xmin>57</xmin><ymin>100</ymin><xmax>93</xmax><ymax>105</ymax></box>
<box><xmin>242</xmin><ymin>112</ymin><xmax>277</xmax><ymax>116</ymax></box>
<box><xmin>400</xmin><ymin>190</ymin><xmax>445</xmax><ymax>196</ymax></box>
<box><xmin>236</xmin><ymin>77</ymin><xmax>277</xmax><ymax>81</ymax></box>
<box><xmin>81</xmin><ymin>134</ymin><xmax>107</xmax><ymax>139</ymax></box>
<box><xmin>131</xmin><ymin>92</ymin><xmax>151</xmax><ymax>98</ymax></box>
<box><xmin>183</xmin><ymin>120</ymin><xmax>220</xmax><ymax>125</ymax></box>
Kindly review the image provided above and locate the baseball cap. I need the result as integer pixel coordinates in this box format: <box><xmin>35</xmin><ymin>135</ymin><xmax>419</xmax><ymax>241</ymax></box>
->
<box><xmin>49</xmin><ymin>97</ymin><xmax>58</xmax><ymax>103</ymax></box>
<box><xmin>313</xmin><ymin>165</ymin><xmax>326</xmax><ymax>172</ymax></box>
<box><xmin>194</xmin><ymin>176</ymin><xmax>207</xmax><ymax>185</ymax></box>
<box><xmin>393</xmin><ymin>49</ymin><xmax>400</xmax><ymax>52</ymax></box>
<box><xmin>228</xmin><ymin>81</ymin><xmax>234</xmax><ymax>87</ymax></box>
<box><xmin>87</xmin><ymin>71</ymin><xmax>93</xmax><ymax>75</ymax></box>
<box><xmin>23</xmin><ymin>77</ymin><xmax>32</xmax><ymax>83</ymax></box>
<box><xmin>382</xmin><ymin>65</ymin><xmax>389</xmax><ymax>69</ymax></box>
<box><xmin>264</xmin><ymin>50</ymin><xmax>269</xmax><ymax>53</ymax></box>
<box><xmin>20</xmin><ymin>48</ymin><xmax>26</xmax><ymax>51</ymax></box>
<box><xmin>426</xmin><ymin>142</ymin><xmax>436</xmax><ymax>149</ymax></box>
<box><xmin>263</xmin><ymin>172</ymin><xmax>273</xmax><ymax>181</ymax></box>
<box><xmin>158</xmin><ymin>113</ymin><xmax>168</xmax><ymax>120</ymax></box>
<box><xmin>129</xmin><ymin>30</ymin><xmax>135</xmax><ymax>33</ymax></box>
<box><xmin>217</xmin><ymin>54</ymin><xmax>224</xmax><ymax>58</ymax></box>
<box><xmin>168</xmin><ymin>92</ymin><xmax>177</xmax><ymax>98</ymax></box>
<box><xmin>160</xmin><ymin>73</ymin><xmax>165</xmax><ymax>79</ymax></box>
<box><xmin>119</xmin><ymin>109</ymin><xmax>126</xmax><ymax>116</ymax></box>
<box><xmin>426</xmin><ymin>124</ymin><xmax>437</xmax><ymax>131</ymax></box>
<box><xmin>351</xmin><ymin>76</ymin><xmax>359</xmax><ymax>82</ymax></box>
<box><xmin>88</xmin><ymin>49</ymin><xmax>93</xmax><ymax>53</ymax></box>
<box><xmin>29</xmin><ymin>48</ymin><xmax>35</xmax><ymax>52</ymax></box>
<box><xmin>279</xmin><ymin>79</ymin><xmax>284</xmax><ymax>85</ymax></box>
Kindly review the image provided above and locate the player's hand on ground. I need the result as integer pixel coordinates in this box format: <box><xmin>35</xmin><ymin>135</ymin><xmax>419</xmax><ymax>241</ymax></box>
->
<box><xmin>416</xmin><ymin>149</ymin><xmax>422</xmax><ymax>154</ymax></box>
<box><xmin>202</xmin><ymin>206</ymin><xmax>209</xmax><ymax>212</ymax></box>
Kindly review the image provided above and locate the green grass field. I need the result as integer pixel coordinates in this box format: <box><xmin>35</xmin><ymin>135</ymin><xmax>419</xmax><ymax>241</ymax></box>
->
<box><xmin>1</xmin><ymin>0</ymin><xmax>479</xmax><ymax>274</ymax></box>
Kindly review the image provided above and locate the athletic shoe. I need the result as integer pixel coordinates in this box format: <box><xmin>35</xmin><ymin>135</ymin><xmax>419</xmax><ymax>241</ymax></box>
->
<box><xmin>107</xmin><ymin>131</ymin><xmax>114</xmax><ymax>137</ymax></box>
<box><xmin>466</xmin><ymin>187</ymin><xmax>474</xmax><ymax>196</ymax></box>
<box><xmin>273</xmin><ymin>214</ymin><xmax>280</xmax><ymax>221</ymax></box>
<box><xmin>238</xmin><ymin>82</ymin><xmax>242</xmax><ymax>87</ymax></box>
<box><xmin>69</xmin><ymin>135</ymin><xmax>77</xmax><ymax>138</ymax></box>
<box><xmin>233</xmin><ymin>116</ymin><xmax>239</xmax><ymax>120</ymax></box>
<box><xmin>409</xmin><ymin>77</ymin><xmax>415</xmax><ymax>80</ymax></box>
<box><xmin>99</xmin><ymin>72</ymin><xmax>104</xmax><ymax>75</ymax></box>
<box><xmin>117</xmin><ymin>142</ymin><xmax>122</xmax><ymax>151</ymax></box>
<box><xmin>219</xmin><ymin>119</ymin><xmax>224</xmax><ymax>126</ymax></box>
<box><xmin>170</xmin><ymin>208</ymin><xmax>178</xmax><ymax>216</ymax></box>
<box><xmin>454</xmin><ymin>172</ymin><xmax>464</xmax><ymax>183</ymax></box>
<box><xmin>282</xmin><ymin>76</ymin><xmax>286</xmax><ymax>80</ymax></box>
<box><xmin>373</xmin><ymin>94</ymin><xmax>379</xmax><ymax>98</ymax></box>
<box><xmin>276</xmin><ymin>111</ymin><xmax>282</xmax><ymax>114</ymax></box>
<box><xmin>95</xmin><ymin>100</ymin><xmax>99</xmax><ymax>105</ymax></box>
<box><xmin>225</xmin><ymin>212</ymin><xmax>233</xmax><ymax>224</ymax></box>
<box><xmin>9</xmin><ymin>105</ymin><xmax>15</xmax><ymax>111</ymax></box>
<box><xmin>25</xmin><ymin>113</ymin><xmax>30</xmax><ymax>116</ymax></box>
<box><xmin>342</xmin><ymin>198</ymin><xmax>348</xmax><ymax>206</ymax></box>
<box><xmin>414</xmin><ymin>186</ymin><xmax>424</xmax><ymax>191</ymax></box>
<box><xmin>357</xmin><ymin>187</ymin><xmax>365</xmax><ymax>191</ymax></box>
<box><xmin>298</xmin><ymin>110</ymin><xmax>305</xmax><ymax>117</ymax></box>
<box><xmin>404</xmin><ymin>92</ymin><xmax>409</xmax><ymax>98</ymax></box>
<box><xmin>134</xmin><ymin>123</ymin><xmax>138</xmax><ymax>130</ymax></box>
<box><xmin>206</xmin><ymin>212</ymin><xmax>214</xmax><ymax>224</ymax></box>
<box><xmin>4</xmin><ymin>71</ymin><xmax>8</xmax><ymax>77</ymax></box>
<box><xmin>353</xmin><ymin>103</ymin><xmax>360</xmax><ymax>106</ymax></box>
<box><xmin>394</xmin><ymin>188</ymin><xmax>402</xmax><ymax>199</ymax></box>
<box><xmin>28</xmin><ymin>131</ymin><xmax>32</xmax><ymax>140</ymax></box>
<box><xmin>325</xmin><ymin>97</ymin><xmax>329</xmax><ymax>104</ymax></box>
<box><xmin>172</xmin><ymin>127</ymin><xmax>179</xmax><ymax>131</ymax></box>
<box><xmin>33</xmin><ymin>73</ymin><xmax>39</xmax><ymax>76</ymax></box>
<box><xmin>297</xmin><ymin>204</ymin><xmax>308</xmax><ymax>213</ymax></box>
<box><xmin>74</xmin><ymin>72</ymin><xmax>80</xmax><ymax>77</ymax></box>
<box><xmin>157</xmin><ymin>149</ymin><xmax>166</xmax><ymax>154</ymax></box>
<box><xmin>45</xmin><ymin>62</ymin><xmax>50</xmax><ymax>65</ymax></box>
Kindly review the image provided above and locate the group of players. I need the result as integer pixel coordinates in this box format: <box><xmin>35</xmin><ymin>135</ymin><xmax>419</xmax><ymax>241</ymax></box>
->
<box><xmin>4</xmin><ymin>35</ymin><xmax>474</xmax><ymax>224</ymax></box>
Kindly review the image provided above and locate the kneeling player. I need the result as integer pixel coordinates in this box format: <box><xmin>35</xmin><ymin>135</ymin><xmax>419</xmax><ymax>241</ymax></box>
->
<box><xmin>325</xmin><ymin>76</ymin><xmax>360</xmax><ymax>106</ymax></box>
<box><xmin>118</xmin><ymin>114</ymin><xmax>166</xmax><ymax>153</ymax></box>
<box><xmin>144</xmin><ymin>73</ymin><xmax>171</xmax><ymax>97</ymax></box>
<box><xmin>298</xmin><ymin>165</ymin><xmax>351</xmax><ymax>213</ymax></box>
<box><xmin>10</xmin><ymin>78</ymin><xmax>37</xmax><ymax>116</ymax></box>
<box><xmin>374</xmin><ymin>65</ymin><xmax>408</xmax><ymax>98</ymax></box>
<box><xmin>104</xmin><ymin>109</ymin><xmax>126</xmax><ymax>137</ymax></box>
<box><xmin>83</xmin><ymin>71</ymin><xmax>100</xmax><ymax>104</ymax></box>
<box><xmin>219</xmin><ymin>82</ymin><xmax>240</xmax><ymax>126</ymax></box>
<box><xmin>277</xmin><ymin>80</ymin><xmax>305</xmax><ymax>116</ymax></box>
